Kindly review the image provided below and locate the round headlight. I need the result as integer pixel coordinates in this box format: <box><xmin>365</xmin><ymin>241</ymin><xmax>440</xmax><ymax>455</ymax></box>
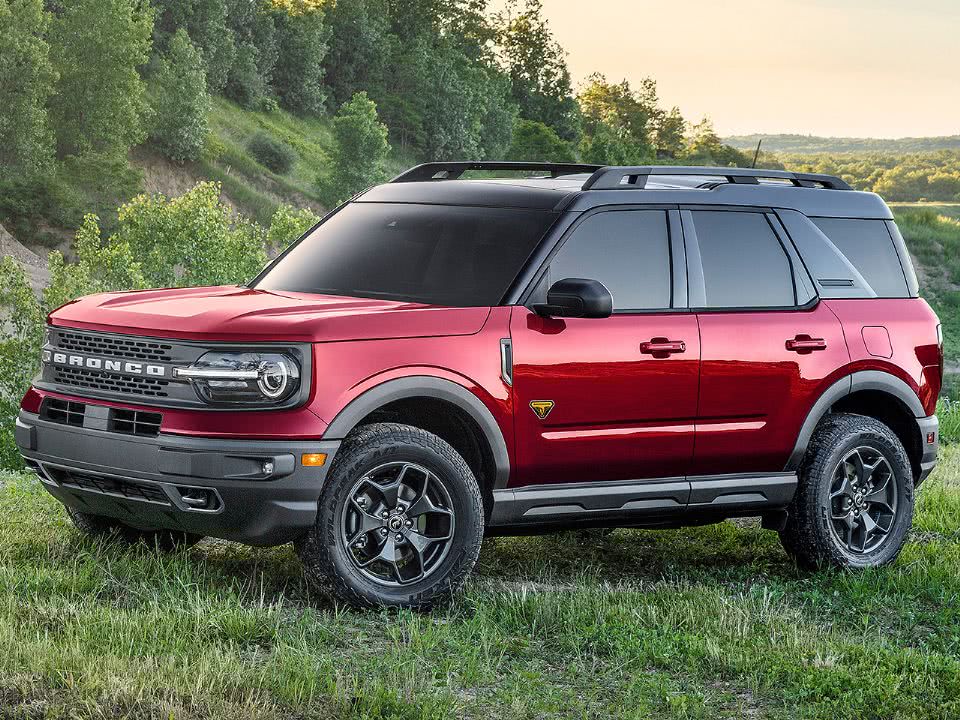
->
<box><xmin>257</xmin><ymin>359</ymin><xmax>289</xmax><ymax>399</ymax></box>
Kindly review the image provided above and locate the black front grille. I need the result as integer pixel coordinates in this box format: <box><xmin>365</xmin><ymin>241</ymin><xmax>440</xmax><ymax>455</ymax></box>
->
<box><xmin>49</xmin><ymin>468</ymin><xmax>171</xmax><ymax>505</ymax></box>
<box><xmin>56</xmin><ymin>330</ymin><xmax>173</xmax><ymax>362</ymax></box>
<box><xmin>54</xmin><ymin>366</ymin><xmax>170</xmax><ymax>397</ymax></box>
<box><xmin>40</xmin><ymin>398</ymin><xmax>86</xmax><ymax>427</ymax></box>
<box><xmin>108</xmin><ymin>408</ymin><xmax>162</xmax><ymax>437</ymax></box>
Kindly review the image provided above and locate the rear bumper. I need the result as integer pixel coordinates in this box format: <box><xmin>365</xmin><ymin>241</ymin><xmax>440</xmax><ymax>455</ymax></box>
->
<box><xmin>15</xmin><ymin>410</ymin><xmax>339</xmax><ymax>546</ymax></box>
<box><xmin>917</xmin><ymin>414</ymin><xmax>939</xmax><ymax>484</ymax></box>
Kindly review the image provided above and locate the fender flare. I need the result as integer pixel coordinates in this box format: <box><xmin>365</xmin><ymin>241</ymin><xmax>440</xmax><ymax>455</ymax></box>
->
<box><xmin>785</xmin><ymin>370</ymin><xmax>925</xmax><ymax>471</ymax></box>
<box><xmin>322</xmin><ymin>376</ymin><xmax>511</xmax><ymax>489</ymax></box>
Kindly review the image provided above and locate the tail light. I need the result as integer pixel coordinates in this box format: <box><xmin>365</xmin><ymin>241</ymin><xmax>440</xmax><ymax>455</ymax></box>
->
<box><xmin>937</xmin><ymin>323</ymin><xmax>944</xmax><ymax>381</ymax></box>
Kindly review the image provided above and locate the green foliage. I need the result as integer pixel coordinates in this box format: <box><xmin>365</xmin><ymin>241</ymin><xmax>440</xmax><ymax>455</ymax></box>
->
<box><xmin>579</xmin><ymin>123</ymin><xmax>652</xmax><ymax>166</ymax></box>
<box><xmin>225</xmin><ymin>41</ymin><xmax>270</xmax><ymax>110</ymax></box>
<box><xmin>939</xmin><ymin>399</ymin><xmax>960</xmax><ymax>443</ymax></box>
<box><xmin>247</xmin><ymin>131</ymin><xmax>298</xmax><ymax>174</ymax></box>
<box><xmin>149</xmin><ymin>29</ymin><xmax>210</xmax><ymax>163</ymax></box>
<box><xmin>266</xmin><ymin>203</ymin><xmax>320</xmax><ymax>251</ymax></box>
<box><xmin>271</xmin><ymin>6</ymin><xmax>329</xmax><ymax>114</ymax></box>
<box><xmin>0</xmin><ymin>0</ymin><xmax>57</xmax><ymax>177</ymax></box>
<box><xmin>495</xmin><ymin>0</ymin><xmax>580</xmax><ymax>143</ymax></box>
<box><xmin>49</xmin><ymin>0</ymin><xmax>153</xmax><ymax>158</ymax></box>
<box><xmin>727</xmin><ymin>134</ymin><xmax>960</xmax><ymax>154</ymax></box>
<box><xmin>682</xmin><ymin>116</ymin><xmax>750</xmax><ymax>167</ymax></box>
<box><xmin>318</xmin><ymin>92</ymin><xmax>390</xmax><ymax>206</ymax></box>
<box><xmin>323</xmin><ymin>0</ymin><xmax>390</xmax><ymax>108</ymax></box>
<box><xmin>152</xmin><ymin>0</ymin><xmax>235</xmax><ymax>93</ymax></box>
<box><xmin>508</xmin><ymin>119</ymin><xmax>575</xmax><ymax>162</ymax></box>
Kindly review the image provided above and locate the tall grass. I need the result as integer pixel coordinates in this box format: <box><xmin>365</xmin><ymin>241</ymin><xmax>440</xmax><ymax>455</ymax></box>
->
<box><xmin>938</xmin><ymin>398</ymin><xmax>960</xmax><ymax>444</ymax></box>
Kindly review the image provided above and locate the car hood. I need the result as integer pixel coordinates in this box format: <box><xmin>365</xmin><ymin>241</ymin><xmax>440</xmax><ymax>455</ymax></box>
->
<box><xmin>49</xmin><ymin>285</ymin><xmax>492</xmax><ymax>342</ymax></box>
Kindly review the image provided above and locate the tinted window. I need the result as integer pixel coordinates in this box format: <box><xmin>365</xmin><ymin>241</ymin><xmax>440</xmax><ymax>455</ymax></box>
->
<box><xmin>691</xmin><ymin>211</ymin><xmax>795</xmax><ymax>308</ymax></box>
<box><xmin>812</xmin><ymin>218</ymin><xmax>909</xmax><ymax>297</ymax></box>
<box><xmin>547</xmin><ymin>210</ymin><xmax>671</xmax><ymax>310</ymax></box>
<box><xmin>255</xmin><ymin>203</ymin><xmax>556</xmax><ymax>306</ymax></box>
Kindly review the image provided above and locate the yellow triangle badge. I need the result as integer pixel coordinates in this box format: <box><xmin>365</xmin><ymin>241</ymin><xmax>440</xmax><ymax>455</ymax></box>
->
<box><xmin>530</xmin><ymin>400</ymin><xmax>555</xmax><ymax>420</ymax></box>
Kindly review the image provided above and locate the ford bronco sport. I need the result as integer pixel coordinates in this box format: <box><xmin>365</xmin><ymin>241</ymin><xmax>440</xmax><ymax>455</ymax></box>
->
<box><xmin>16</xmin><ymin>162</ymin><xmax>941</xmax><ymax>609</ymax></box>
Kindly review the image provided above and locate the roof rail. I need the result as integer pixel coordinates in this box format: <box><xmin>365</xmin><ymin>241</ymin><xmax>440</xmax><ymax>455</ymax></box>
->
<box><xmin>391</xmin><ymin>161</ymin><xmax>603</xmax><ymax>183</ymax></box>
<box><xmin>581</xmin><ymin>166</ymin><xmax>853</xmax><ymax>191</ymax></box>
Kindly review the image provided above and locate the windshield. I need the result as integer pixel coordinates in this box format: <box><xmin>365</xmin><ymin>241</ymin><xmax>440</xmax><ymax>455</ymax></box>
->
<box><xmin>254</xmin><ymin>202</ymin><xmax>557</xmax><ymax>306</ymax></box>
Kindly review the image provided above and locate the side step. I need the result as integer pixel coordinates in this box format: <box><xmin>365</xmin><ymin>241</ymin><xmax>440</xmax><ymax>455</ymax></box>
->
<box><xmin>489</xmin><ymin>472</ymin><xmax>797</xmax><ymax>528</ymax></box>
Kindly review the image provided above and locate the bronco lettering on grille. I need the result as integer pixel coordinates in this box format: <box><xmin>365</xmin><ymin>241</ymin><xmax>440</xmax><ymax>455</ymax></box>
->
<box><xmin>42</xmin><ymin>349</ymin><xmax>166</xmax><ymax>377</ymax></box>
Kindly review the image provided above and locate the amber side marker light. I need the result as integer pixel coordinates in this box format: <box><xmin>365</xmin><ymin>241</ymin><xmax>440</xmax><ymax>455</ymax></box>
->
<box><xmin>301</xmin><ymin>453</ymin><xmax>327</xmax><ymax>467</ymax></box>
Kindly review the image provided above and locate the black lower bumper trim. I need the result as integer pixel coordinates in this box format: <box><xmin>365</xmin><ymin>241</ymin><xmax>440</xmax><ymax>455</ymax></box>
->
<box><xmin>16</xmin><ymin>411</ymin><xmax>340</xmax><ymax>546</ymax></box>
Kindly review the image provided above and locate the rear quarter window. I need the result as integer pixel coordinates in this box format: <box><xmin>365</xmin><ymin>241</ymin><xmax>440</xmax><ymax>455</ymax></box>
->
<box><xmin>811</xmin><ymin>218</ymin><xmax>910</xmax><ymax>298</ymax></box>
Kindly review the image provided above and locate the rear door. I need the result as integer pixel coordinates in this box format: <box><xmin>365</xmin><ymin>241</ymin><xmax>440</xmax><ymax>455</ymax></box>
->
<box><xmin>510</xmin><ymin>208</ymin><xmax>700</xmax><ymax>488</ymax></box>
<box><xmin>682</xmin><ymin>208</ymin><xmax>848</xmax><ymax>476</ymax></box>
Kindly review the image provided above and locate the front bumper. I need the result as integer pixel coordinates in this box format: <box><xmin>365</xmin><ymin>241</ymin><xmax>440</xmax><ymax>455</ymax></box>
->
<box><xmin>15</xmin><ymin>410</ymin><xmax>340</xmax><ymax>546</ymax></box>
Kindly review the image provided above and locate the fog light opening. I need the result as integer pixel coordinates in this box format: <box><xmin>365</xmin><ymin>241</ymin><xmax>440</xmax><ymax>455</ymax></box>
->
<box><xmin>176</xmin><ymin>486</ymin><xmax>222</xmax><ymax>512</ymax></box>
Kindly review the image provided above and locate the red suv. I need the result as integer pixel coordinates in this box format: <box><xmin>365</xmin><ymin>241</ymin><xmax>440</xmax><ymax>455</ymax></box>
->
<box><xmin>16</xmin><ymin>163</ymin><xmax>941</xmax><ymax>609</ymax></box>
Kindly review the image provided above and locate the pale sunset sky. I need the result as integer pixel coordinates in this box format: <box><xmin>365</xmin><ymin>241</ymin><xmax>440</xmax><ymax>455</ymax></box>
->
<box><xmin>494</xmin><ymin>0</ymin><xmax>960</xmax><ymax>138</ymax></box>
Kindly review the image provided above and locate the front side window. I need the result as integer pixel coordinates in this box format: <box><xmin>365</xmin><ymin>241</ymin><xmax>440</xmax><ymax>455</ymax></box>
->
<box><xmin>545</xmin><ymin>210</ymin><xmax>672</xmax><ymax>311</ymax></box>
<box><xmin>690</xmin><ymin>210</ymin><xmax>795</xmax><ymax>308</ymax></box>
<box><xmin>255</xmin><ymin>203</ymin><xmax>557</xmax><ymax>306</ymax></box>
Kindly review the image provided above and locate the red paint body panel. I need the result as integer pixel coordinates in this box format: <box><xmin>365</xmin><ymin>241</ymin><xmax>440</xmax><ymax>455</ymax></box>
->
<box><xmin>49</xmin><ymin>286</ymin><xmax>490</xmax><ymax>343</ymax></box>
<box><xmin>692</xmin><ymin>303</ymin><xmax>850</xmax><ymax>475</ymax></box>
<box><xmin>824</xmin><ymin>298</ymin><xmax>942</xmax><ymax>416</ymax></box>
<box><xmin>510</xmin><ymin>308</ymin><xmax>700</xmax><ymax>486</ymax></box>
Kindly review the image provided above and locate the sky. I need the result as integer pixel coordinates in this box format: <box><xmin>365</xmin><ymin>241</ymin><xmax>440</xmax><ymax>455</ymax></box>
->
<box><xmin>493</xmin><ymin>0</ymin><xmax>960</xmax><ymax>138</ymax></box>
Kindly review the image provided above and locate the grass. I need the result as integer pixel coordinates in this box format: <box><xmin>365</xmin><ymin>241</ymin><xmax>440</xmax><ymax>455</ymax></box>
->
<box><xmin>1</xmin><ymin>449</ymin><xmax>959</xmax><ymax>718</ymax></box>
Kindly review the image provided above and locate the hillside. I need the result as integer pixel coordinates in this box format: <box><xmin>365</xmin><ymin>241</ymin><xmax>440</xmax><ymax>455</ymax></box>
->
<box><xmin>727</xmin><ymin>134</ymin><xmax>960</xmax><ymax>154</ymax></box>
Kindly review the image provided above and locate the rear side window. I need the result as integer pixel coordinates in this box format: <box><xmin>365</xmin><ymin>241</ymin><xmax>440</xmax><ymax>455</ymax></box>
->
<box><xmin>546</xmin><ymin>210</ymin><xmax>671</xmax><ymax>311</ymax></box>
<box><xmin>811</xmin><ymin>218</ymin><xmax>909</xmax><ymax>298</ymax></box>
<box><xmin>689</xmin><ymin>211</ymin><xmax>795</xmax><ymax>308</ymax></box>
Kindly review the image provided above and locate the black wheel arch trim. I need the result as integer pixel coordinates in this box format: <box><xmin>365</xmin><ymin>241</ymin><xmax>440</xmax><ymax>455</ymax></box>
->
<box><xmin>322</xmin><ymin>376</ymin><xmax>511</xmax><ymax>490</ymax></box>
<box><xmin>785</xmin><ymin>370</ymin><xmax>927</xmax><ymax>471</ymax></box>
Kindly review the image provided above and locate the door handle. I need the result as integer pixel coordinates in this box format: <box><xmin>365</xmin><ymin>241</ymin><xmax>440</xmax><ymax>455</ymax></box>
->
<box><xmin>786</xmin><ymin>335</ymin><xmax>827</xmax><ymax>353</ymax></box>
<box><xmin>640</xmin><ymin>338</ymin><xmax>686</xmax><ymax>355</ymax></box>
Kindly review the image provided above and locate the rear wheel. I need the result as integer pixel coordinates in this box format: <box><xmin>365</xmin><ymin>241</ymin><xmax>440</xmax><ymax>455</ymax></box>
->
<box><xmin>780</xmin><ymin>413</ymin><xmax>914</xmax><ymax>569</ymax></box>
<box><xmin>66</xmin><ymin>507</ymin><xmax>203</xmax><ymax>551</ymax></box>
<box><xmin>297</xmin><ymin>423</ymin><xmax>484</xmax><ymax>610</ymax></box>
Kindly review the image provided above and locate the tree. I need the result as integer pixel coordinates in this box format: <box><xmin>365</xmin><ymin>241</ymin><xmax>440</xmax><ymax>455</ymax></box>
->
<box><xmin>318</xmin><ymin>92</ymin><xmax>390</xmax><ymax>207</ymax></box>
<box><xmin>686</xmin><ymin>116</ymin><xmax>723</xmax><ymax>158</ymax></box>
<box><xmin>49</xmin><ymin>0</ymin><xmax>154</xmax><ymax>158</ymax></box>
<box><xmin>225</xmin><ymin>41</ymin><xmax>269</xmax><ymax>109</ymax></box>
<box><xmin>508</xmin><ymin>119</ymin><xmax>575</xmax><ymax>162</ymax></box>
<box><xmin>271</xmin><ymin>5</ymin><xmax>329</xmax><ymax>113</ymax></box>
<box><xmin>323</xmin><ymin>0</ymin><xmax>391</xmax><ymax>108</ymax></box>
<box><xmin>152</xmin><ymin>0</ymin><xmax>235</xmax><ymax>93</ymax></box>
<box><xmin>494</xmin><ymin>0</ymin><xmax>580</xmax><ymax>143</ymax></box>
<box><xmin>0</xmin><ymin>0</ymin><xmax>57</xmax><ymax>176</ymax></box>
<box><xmin>149</xmin><ymin>29</ymin><xmax>209</xmax><ymax>162</ymax></box>
<box><xmin>654</xmin><ymin>106</ymin><xmax>686</xmax><ymax>158</ymax></box>
<box><xmin>579</xmin><ymin>123</ymin><xmax>651</xmax><ymax>166</ymax></box>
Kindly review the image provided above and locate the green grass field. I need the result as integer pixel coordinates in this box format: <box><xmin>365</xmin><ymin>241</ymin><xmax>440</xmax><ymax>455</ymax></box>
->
<box><xmin>1</xmin><ymin>447</ymin><xmax>959</xmax><ymax>719</ymax></box>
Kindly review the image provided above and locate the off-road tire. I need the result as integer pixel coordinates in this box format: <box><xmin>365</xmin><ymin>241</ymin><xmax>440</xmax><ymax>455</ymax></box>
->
<box><xmin>66</xmin><ymin>506</ymin><xmax>203</xmax><ymax>551</ymax></box>
<box><xmin>779</xmin><ymin>412</ymin><xmax>914</xmax><ymax>570</ymax></box>
<box><xmin>296</xmin><ymin>423</ymin><xmax>484</xmax><ymax>611</ymax></box>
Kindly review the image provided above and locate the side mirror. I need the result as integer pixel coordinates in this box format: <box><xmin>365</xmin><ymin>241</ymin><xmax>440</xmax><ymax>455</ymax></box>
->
<box><xmin>533</xmin><ymin>278</ymin><xmax>613</xmax><ymax>319</ymax></box>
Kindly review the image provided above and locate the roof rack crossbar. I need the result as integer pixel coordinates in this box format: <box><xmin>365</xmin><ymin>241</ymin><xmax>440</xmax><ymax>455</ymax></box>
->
<box><xmin>391</xmin><ymin>161</ymin><xmax>603</xmax><ymax>183</ymax></box>
<box><xmin>581</xmin><ymin>166</ymin><xmax>852</xmax><ymax>191</ymax></box>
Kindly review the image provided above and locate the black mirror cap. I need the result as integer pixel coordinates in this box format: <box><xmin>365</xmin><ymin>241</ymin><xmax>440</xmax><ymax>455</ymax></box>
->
<box><xmin>533</xmin><ymin>278</ymin><xmax>613</xmax><ymax>319</ymax></box>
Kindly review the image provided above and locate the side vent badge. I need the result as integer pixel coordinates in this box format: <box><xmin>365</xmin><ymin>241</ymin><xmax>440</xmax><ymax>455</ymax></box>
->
<box><xmin>530</xmin><ymin>400</ymin><xmax>555</xmax><ymax>420</ymax></box>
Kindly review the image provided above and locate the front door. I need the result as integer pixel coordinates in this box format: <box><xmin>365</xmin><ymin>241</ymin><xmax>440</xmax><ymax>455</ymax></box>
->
<box><xmin>510</xmin><ymin>209</ymin><xmax>700</xmax><ymax>487</ymax></box>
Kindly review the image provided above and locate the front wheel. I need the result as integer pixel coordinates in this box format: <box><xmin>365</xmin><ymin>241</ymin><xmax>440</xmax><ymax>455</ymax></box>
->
<box><xmin>780</xmin><ymin>413</ymin><xmax>914</xmax><ymax>569</ymax></box>
<box><xmin>296</xmin><ymin>423</ymin><xmax>485</xmax><ymax>610</ymax></box>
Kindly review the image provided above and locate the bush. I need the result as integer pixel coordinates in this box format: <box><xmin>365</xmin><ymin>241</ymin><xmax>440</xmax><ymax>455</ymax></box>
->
<box><xmin>266</xmin><ymin>203</ymin><xmax>320</xmax><ymax>253</ymax></box>
<box><xmin>508</xmin><ymin>119</ymin><xmax>576</xmax><ymax>162</ymax></box>
<box><xmin>248</xmin><ymin>131</ymin><xmax>298</xmax><ymax>175</ymax></box>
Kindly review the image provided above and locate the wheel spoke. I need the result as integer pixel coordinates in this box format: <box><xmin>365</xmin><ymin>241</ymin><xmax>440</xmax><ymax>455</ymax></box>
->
<box><xmin>358</xmin><ymin>534</ymin><xmax>398</xmax><ymax>574</ymax></box>
<box><xmin>347</xmin><ymin>498</ymin><xmax>384</xmax><ymax>543</ymax></box>
<box><xmin>830</xmin><ymin>474</ymin><xmax>854</xmax><ymax>501</ymax></box>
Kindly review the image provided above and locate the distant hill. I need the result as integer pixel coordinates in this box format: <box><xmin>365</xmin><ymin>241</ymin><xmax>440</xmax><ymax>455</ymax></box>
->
<box><xmin>725</xmin><ymin>134</ymin><xmax>960</xmax><ymax>154</ymax></box>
